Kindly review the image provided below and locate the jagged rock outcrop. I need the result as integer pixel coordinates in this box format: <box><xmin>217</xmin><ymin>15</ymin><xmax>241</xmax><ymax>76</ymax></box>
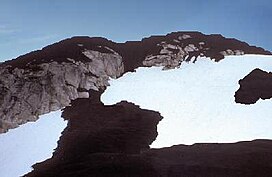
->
<box><xmin>220</xmin><ymin>49</ymin><xmax>244</xmax><ymax>56</ymax></box>
<box><xmin>235</xmin><ymin>68</ymin><xmax>272</xmax><ymax>104</ymax></box>
<box><xmin>0</xmin><ymin>49</ymin><xmax>124</xmax><ymax>133</ymax></box>
<box><xmin>0</xmin><ymin>31</ymin><xmax>271</xmax><ymax>132</ymax></box>
<box><xmin>140</xmin><ymin>32</ymin><xmax>270</xmax><ymax>69</ymax></box>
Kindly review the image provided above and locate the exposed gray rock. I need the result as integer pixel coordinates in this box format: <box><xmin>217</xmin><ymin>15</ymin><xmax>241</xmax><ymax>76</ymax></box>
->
<box><xmin>0</xmin><ymin>50</ymin><xmax>124</xmax><ymax>133</ymax></box>
<box><xmin>178</xmin><ymin>34</ymin><xmax>192</xmax><ymax>40</ymax></box>
<box><xmin>184</xmin><ymin>44</ymin><xmax>199</xmax><ymax>52</ymax></box>
<box><xmin>220</xmin><ymin>49</ymin><xmax>245</xmax><ymax>56</ymax></box>
<box><xmin>143</xmin><ymin>42</ymin><xmax>187</xmax><ymax>69</ymax></box>
<box><xmin>143</xmin><ymin>40</ymin><xmax>245</xmax><ymax>70</ymax></box>
<box><xmin>143</xmin><ymin>41</ymin><xmax>202</xmax><ymax>70</ymax></box>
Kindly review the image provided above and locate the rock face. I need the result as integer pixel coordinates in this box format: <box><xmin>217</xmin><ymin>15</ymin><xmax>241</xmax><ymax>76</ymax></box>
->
<box><xmin>25</xmin><ymin>91</ymin><xmax>163</xmax><ymax>177</ymax></box>
<box><xmin>140</xmin><ymin>32</ymin><xmax>267</xmax><ymax>69</ymax></box>
<box><xmin>0</xmin><ymin>49</ymin><xmax>124</xmax><ymax>133</ymax></box>
<box><xmin>235</xmin><ymin>68</ymin><xmax>272</xmax><ymax>104</ymax></box>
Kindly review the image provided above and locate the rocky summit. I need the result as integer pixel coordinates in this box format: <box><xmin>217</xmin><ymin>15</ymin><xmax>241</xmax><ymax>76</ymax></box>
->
<box><xmin>0</xmin><ymin>31</ymin><xmax>272</xmax><ymax>177</ymax></box>
<box><xmin>0</xmin><ymin>31</ymin><xmax>270</xmax><ymax>133</ymax></box>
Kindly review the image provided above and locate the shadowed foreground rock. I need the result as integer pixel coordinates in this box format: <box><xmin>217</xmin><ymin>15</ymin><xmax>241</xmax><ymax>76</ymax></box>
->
<box><xmin>25</xmin><ymin>91</ymin><xmax>162</xmax><ymax>177</ymax></box>
<box><xmin>149</xmin><ymin>140</ymin><xmax>272</xmax><ymax>177</ymax></box>
<box><xmin>26</xmin><ymin>92</ymin><xmax>272</xmax><ymax>177</ymax></box>
<box><xmin>235</xmin><ymin>68</ymin><xmax>272</xmax><ymax>104</ymax></box>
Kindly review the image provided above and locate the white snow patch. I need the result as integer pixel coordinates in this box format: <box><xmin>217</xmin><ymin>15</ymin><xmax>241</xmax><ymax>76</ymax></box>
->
<box><xmin>0</xmin><ymin>110</ymin><xmax>67</xmax><ymax>177</ymax></box>
<box><xmin>101</xmin><ymin>55</ymin><xmax>272</xmax><ymax>148</ymax></box>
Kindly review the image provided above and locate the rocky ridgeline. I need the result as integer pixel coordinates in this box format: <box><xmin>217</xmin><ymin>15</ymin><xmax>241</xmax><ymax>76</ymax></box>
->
<box><xmin>142</xmin><ymin>34</ymin><xmax>245</xmax><ymax>70</ymax></box>
<box><xmin>0</xmin><ymin>31</ymin><xmax>270</xmax><ymax>132</ymax></box>
<box><xmin>0</xmin><ymin>49</ymin><xmax>124</xmax><ymax>133</ymax></box>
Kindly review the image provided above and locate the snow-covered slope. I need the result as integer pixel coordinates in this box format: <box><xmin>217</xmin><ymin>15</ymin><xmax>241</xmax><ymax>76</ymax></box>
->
<box><xmin>0</xmin><ymin>111</ymin><xmax>67</xmax><ymax>177</ymax></box>
<box><xmin>101</xmin><ymin>55</ymin><xmax>272</xmax><ymax>148</ymax></box>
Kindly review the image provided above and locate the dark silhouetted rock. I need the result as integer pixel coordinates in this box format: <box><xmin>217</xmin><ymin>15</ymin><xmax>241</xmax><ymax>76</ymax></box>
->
<box><xmin>25</xmin><ymin>90</ymin><xmax>162</xmax><ymax>177</ymax></box>
<box><xmin>235</xmin><ymin>68</ymin><xmax>272</xmax><ymax>104</ymax></box>
<box><xmin>25</xmin><ymin>91</ymin><xmax>272</xmax><ymax>177</ymax></box>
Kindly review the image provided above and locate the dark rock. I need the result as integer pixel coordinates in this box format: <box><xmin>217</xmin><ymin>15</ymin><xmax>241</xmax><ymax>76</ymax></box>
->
<box><xmin>25</xmin><ymin>90</ymin><xmax>162</xmax><ymax>177</ymax></box>
<box><xmin>149</xmin><ymin>140</ymin><xmax>272</xmax><ymax>177</ymax></box>
<box><xmin>26</xmin><ymin>114</ymin><xmax>272</xmax><ymax>177</ymax></box>
<box><xmin>25</xmin><ymin>91</ymin><xmax>272</xmax><ymax>177</ymax></box>
<box><xmin>235</xmin><ymin>68</ymin><xmax>272</xmax><ymax>104</ymax></box>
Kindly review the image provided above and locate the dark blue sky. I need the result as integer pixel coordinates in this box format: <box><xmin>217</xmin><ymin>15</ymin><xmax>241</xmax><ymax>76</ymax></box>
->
<box><xmin>0</xmin><ymin>0</ymin><xmax>271</xmax><ymax>61</ymax></box>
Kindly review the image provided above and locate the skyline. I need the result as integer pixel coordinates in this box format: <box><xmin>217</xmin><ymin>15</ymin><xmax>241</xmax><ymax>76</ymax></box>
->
<box><xmin>0</xmin><ymin>0</ymin><xmax>271</xmax><ymax>61</ymax></box>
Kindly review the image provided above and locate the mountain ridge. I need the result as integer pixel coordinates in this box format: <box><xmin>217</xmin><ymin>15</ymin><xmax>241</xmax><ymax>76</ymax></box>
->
<box><xmin>0</xmin><ymin>31</ymin><xmax>271</xmax><ymax>133</ymax></box>
<box><xmin>0</xmin><ymin>31</ymin><xmax>272</xmax><ymax>177</ymax></box>
<box><xmin>2</xmin><ymin>31</ymin><xmax>271</xmax><ymax>70</ymax></box>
